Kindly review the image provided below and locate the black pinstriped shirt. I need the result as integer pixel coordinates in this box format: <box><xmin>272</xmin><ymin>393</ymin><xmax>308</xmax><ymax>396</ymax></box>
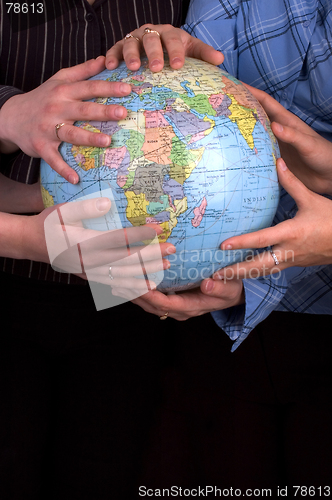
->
<box><xmin>0</xmin><ymin>0</ymin><xmax>188</xmax><ymax>282</ymax></box>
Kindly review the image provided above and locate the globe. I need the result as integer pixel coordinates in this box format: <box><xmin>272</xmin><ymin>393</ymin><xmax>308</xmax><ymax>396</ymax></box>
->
<box><xmin>40</xmin><ymin>56</ymin><xmax>280</xmax><ymax>292</ymax></box>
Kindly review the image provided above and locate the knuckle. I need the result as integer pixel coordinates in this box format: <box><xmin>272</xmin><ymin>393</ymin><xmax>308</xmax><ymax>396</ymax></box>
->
<box><xmin>31</xmin><ymin>138</ymin><xmax>44</xmax><ymax>154</ymax></box>
<box><xmin>161</xmin><ymin>24</ymin><xmax>173</xmax><ymax>32</ymax></box>
<box><xmin>55</xmin><ymin>67</ymin><xmax>68</xmax><ymax>79</ymax></box>
<box><xmin>77</xmin><ymin>101</ymin><xmax>92</xmax><ymax>117</ymax></box>
<box><xmin>42</xmin><ymin>101</ymin><xmax>59</xmax><ymax>117</ymax></box>
<box><xmin>53</xmin><ymin>82</ymin><xmax>69</xmax><ymax>98</ymax></box>
<box><xmin>65</xmin><ymin>126</ymin><xmax>78</xmax><ymax>142</ymax></box>
<box><xmin>87</xmin><ymin>79</ymin><xmax>103</xmax><ymax>95</ymax></box>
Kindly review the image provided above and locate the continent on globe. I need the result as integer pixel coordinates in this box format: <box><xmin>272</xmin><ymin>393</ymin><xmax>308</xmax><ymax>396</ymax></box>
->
<box><xmin>40</xmin><ymin>56</ymin><xmax>280</xmax><ymax>292</ymax></box>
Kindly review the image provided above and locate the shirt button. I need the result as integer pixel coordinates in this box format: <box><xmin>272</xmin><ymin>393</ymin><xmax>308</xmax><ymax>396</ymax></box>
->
<box><xmin>303</xmin><ymin>20</ymin><xmax>310</xmax><ymax>28</ymax></box>
<box><xmin>281</xmin><ymin>91</ymin><xmax>288</xmax><ymax>100</ymax></box>
<box><xmin>86</xmin><ymin>13</ymin><xmax>94</xmax><ymax>22</ymax></box>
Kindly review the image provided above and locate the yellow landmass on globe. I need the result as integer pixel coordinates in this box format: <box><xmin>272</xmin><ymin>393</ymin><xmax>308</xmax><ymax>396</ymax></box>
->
<box><xmin>227</xmin><ymin>95</ymin><xmax>257</xmax><ymax>149</ymax></box>
<box><xmin>118</xmin><ymin>110</ymin><xmax>146</xmax><ymax>134</ymax></box>
<box><xmin>41</xmin><ymin>185</ymin><xmax>54</xmax><ymax>207</ymax></box>
<box><xmin>124</xmin><ymin>191</ymin><xmax>149</xmax><ymax>225</ymax></box>
<box><xmin>159</xmin><ymin>197</ymin><xmax>188</xmax><ymax>241</ymax></box>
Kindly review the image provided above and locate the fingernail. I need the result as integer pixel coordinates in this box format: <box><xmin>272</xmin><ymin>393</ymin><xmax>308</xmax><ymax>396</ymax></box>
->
<box><xmin>120</xmin><ymin>83</ymin><xmax>131</xmax><ymax>93</ymax></box>
<box><xmin>96</xmin><ymin>198</ymin><xmax>111</xmax><ymax>211</ymax></box>
<box><xmin>278</xmin><ymin>158</ymin><xmax>288</xmax><ymax>171</ymax></box>
<box><xmin>166</xmin><ymin>245</ymin><xmax>176</xmax><ymax>254</ymax></box>
<box><xmin>171</xmin><ymin>57</ymin><xmax>182</xmax><ymax>66</ymax></box>
<box><xmin>98</xmin><ymin>135</ymin><xmax>110</xmax><ymax>147</ymax></box>
<box><xmin>114</xmin><ymin>107</ymin><xmax>125</xmax><ymax>119</ymax></box>
<box><xmin>148</xmin><ymin>282</ymin><xmax>157</xmax><ymax>291</ymax></box>
<box><xmin>213</xmin><ymin>272</ymin><xmax>224</xmax><ymax>280</ymax></box>
<box><xmin>222</xmin><ymin>244</ymin><xmax>232</xmax><ymax>250</ymax></box>
<box><xmin>163</xmin><ymin>259</ymin><xmax>171</xmax><ymax>270</ymax></box>
<box><xmin>150</xmin><ymin>59</ymin><xmax>161</xmax><ymax>69</ymax></box>
<box><xmin>204</xmin><ymin>279</ymin><xmax>214</xmax><ymax>293</ymax></box>
<box><xmin>128</xmin><ymin>58</ymin><xmax>140</xmax><ymax>66</ymax></box>
<box><xmin>273</xmin><ymin>122</ymin><xmax>284</xmax><ymax>133</ymax></box>
<box><xmin>68</xmin><ymin>174</ymin><xmax>78</xmax><ymax>185</ymax></box>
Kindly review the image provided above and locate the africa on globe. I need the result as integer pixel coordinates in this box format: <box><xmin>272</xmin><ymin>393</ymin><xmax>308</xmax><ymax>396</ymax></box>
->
<box><xmin>40</xmin><ymin>56</ymin><xmax>280</xmax><ymax>292</ymax></box>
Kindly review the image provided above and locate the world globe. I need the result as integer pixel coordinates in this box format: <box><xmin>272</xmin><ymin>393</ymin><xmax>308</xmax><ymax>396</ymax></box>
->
<box><xmin>40</xmin><ymin>56</ymin><xmax>280</xmax><ymax>292</ymax></box>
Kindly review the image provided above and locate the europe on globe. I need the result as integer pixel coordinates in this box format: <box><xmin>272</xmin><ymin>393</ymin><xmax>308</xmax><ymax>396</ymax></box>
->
<box><xmin>40</xmin><ymin>56</ymin><xmax>280</xmax><ymax>292</ymax></box>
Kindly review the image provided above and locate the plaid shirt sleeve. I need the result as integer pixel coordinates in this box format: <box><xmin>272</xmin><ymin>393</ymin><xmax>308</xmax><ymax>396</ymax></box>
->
<box><xmin>212</xmin><ymin>188</ymin><xmax>332</xmax><ymax>350</ymax></box>
<box><xmin>212</xmin><ymin>264</ymin><xmax>332</xmax><ymax>351</ymax></box>
<box><xmin>183</xmin><ymin>0</ymin><xmax>332</xmax><ymax>348</ymax></box>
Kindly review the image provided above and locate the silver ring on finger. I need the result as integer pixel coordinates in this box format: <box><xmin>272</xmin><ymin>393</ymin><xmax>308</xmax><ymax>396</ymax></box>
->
<box><xmin>55</xmin><ymin>122</ymin><xmax>65</xmax><ymax>140</ymax></box>
<box><xmin>270</xmin><ymin>248</ymin><xmax>280</xmax><ymax>266</ymax></box>
<box><xmin>124</xmin><ymin>33</ymin><xmax>140</xmax><ymax>42</ymax></box>
<box><xmin>108</xmin><ymin>266</ymin><xmax>114</xmax><ymax>280</ymax></box>
<box><xmin>142</xmin><ymin>27</ymin><xmax>161</xmax><ymax>39</ymax></box>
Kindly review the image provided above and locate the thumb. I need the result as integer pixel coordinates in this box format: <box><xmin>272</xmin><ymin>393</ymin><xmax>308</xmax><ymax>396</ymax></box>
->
<box><xmin>58</xmin><ymin>197</ymin><xmax>112</xmax><ymax>225</ymax></box>
<box><xmin>272</xmin><ymin>121</ymin><xmax>314</xmax><ymax>155</ymax></box>
<box><xmin>54</xmin><ymin>56</ymin><xmax>106</xmax><ymax>83</ymax></box>
<box><xmin>277</xmin><ymin>158</ymin><xmax>310</xmax><ymax>209</ymax></box>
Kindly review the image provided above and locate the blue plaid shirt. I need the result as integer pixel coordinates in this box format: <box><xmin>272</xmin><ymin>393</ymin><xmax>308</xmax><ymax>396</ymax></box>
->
<box><xmin>183</xmin><ymin>0</ymin><xmax>332</xmax><ymax>349</ymax></box>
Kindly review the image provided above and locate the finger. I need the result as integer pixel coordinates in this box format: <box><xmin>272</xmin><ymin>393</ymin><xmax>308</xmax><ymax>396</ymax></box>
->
<box><xmin>77</xmin><ymin>235</ymin><xmax>174</xmax><ymax>269</ymax></box>
<box><xmin>56</xmin><ymin>123</ymin><xmax>111</xmax><ymax>148</ymax></box>
<box><xmin>212</xmin><ymin>254</ymin><xmax>283</xmax><ymax>280</ymax></box>
<box><xmin>59</xmin><ymin>219</ymin><xmax>162</xmax><ymax>249</ymax></box>
<box><xmin>271</xmin><ymin>122</ymin><xmax>318</xmax><ymax>154</ymax></box>
<box><xmin>200</xmin><ymin>277</ymin><xmax>245</xmax><ymax>303</ymax></box>
<box><xmin>61</xmin><ymin>100</ymin><xmax>128</xmax><ymax>124</ymax></box>
<box><xmin>52</xmin><ymin>56</ymin><xmax>107</xmax><ymax>84</ymax></box>
<box><xmin>219</xmin><ymin>159</ymin><xmax>310</xmax><ymax>251</ymax></box>
<box><xmin>105</xmin><ymin>40</ymin><xmax>127</xmax><ymax>70</ymax></box>
<box><xmin>108</xmin><ymin>256</ymin><xmax>169</xmax><ymax>277</ymax></box>
<box><xmin>276</xmin><ymin>158</ymin><xmax>312</xmax><ymax>209</ymax></box>
<box><xmin>64</xmin><ymin>80</ymin><xmax>132</xmax><ymax>101</ymax></box>
<box><xmin>110</xmin><ymin>276</ymin><xmax>157</xmax><ymax>290</ymax></box>
<box><xmin>157</xmin><ymin>27</ymin><xmax>186</xmax><ymax>69</ymax></box>
<box><xmin>140</xmin><ymin>26</ymin><xmax>169</xmax><ymax>72</ymax></box>
<box><xmin>122</xmin><ymin>36</ymin><xmax>144</xmax><ymax>71</ymax></box>
<box><xmin>243</xmin><ymin>84</ymin><xmax>315</xmax><ymax>135</ymax></box>
<box><xmin>220</xmin><ymin>224</ymin><xmax>283</xmax><ymax>252</ymax></box>
<box><xmin>94</xmin><ymin>241</ymin><xmax>174</xmax><ymax>267</ymax></box>
<box><xmin>113</xmin><ymin>286</ymin><xmax>167</xmax><ymax>303</ymax></box>
<box><xmin>243</xmin><ymin>84</ymin><xmax>293</xmax><ymax>125</ymax></box>
<box><xmin>42</xmin><ymin>148</ymin><xmax>80</xmax><ymax>184</ymax></box>
<box><xmin>57</xmin><ymin>197</ymin><xmax>111</xmax><ymax>223</ymax></box>
<box><xmin>189</xmin><ymin>40</ymin><xmax>224</xmax><ymax>66</ymax></box>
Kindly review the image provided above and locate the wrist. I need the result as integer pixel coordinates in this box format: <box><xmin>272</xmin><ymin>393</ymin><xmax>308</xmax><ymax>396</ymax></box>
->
<box><xmin>0</xmin><ymin>213</ymin><xmax>27</xmax><ymax>259</ymax></box>
<box><xmin>0</xmin><ymin>95</ymin><xmax>21</xmax><ymax>154</ymax></box>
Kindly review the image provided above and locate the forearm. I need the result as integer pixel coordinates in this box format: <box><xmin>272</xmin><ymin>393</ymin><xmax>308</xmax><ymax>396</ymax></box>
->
<box><xmin>0</xmin><ymin>173</ymin><xmax>44</xmax><ymax>213</ymax></box>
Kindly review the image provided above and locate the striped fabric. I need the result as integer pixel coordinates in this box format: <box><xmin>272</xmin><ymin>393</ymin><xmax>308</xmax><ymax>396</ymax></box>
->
<box><xmin>0</xmin><ymin>0</ymin><xmax>186</xmax><ymax>283</ymax></box>
<box><xmin>182</xmin><ymin>0</ymin><xmax>332</xmax><ymax>349</ymax></box>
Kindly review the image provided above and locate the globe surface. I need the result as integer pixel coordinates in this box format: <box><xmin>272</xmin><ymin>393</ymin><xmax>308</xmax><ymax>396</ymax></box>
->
<box><xmin>41</xmin><ymin>57</ymin><xmax>280</xmax><ymax>292</ymax></box>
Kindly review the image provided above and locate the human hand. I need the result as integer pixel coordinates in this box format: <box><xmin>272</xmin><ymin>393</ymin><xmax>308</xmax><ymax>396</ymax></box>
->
<box><xmin>245</xmin><ymin>84</ymin><xmax>332</xmax><ymax>195</ymax></box>
<box><xmin>106</xmin><ymin>24</ymin><xmax>224</xmax><ymax>73</ymax></box>
<box><xmin>112</xmin><ymin>275</ymin><xmax>244</xmax><ymax>320</ymax></box>
<box><xmin>213</xmin><ymin>158</ymin><xmax>332</xmax><ymax>280</ymax></box>
<box><xmin>0</xmin><ymin>57</ymin><xmax>131</xmax><ymax>184</ymax></box>
<box><xmin>22</xmin><ymin>198</ymin><xmax>174</xmax><ymax>288</ymax></box>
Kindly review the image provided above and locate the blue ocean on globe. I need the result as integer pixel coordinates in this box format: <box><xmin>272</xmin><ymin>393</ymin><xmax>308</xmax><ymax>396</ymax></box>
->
<box><xmin>40</xmin><ymin>56</ymin><xmax>280</xmax><ymax>292</ymax></box>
